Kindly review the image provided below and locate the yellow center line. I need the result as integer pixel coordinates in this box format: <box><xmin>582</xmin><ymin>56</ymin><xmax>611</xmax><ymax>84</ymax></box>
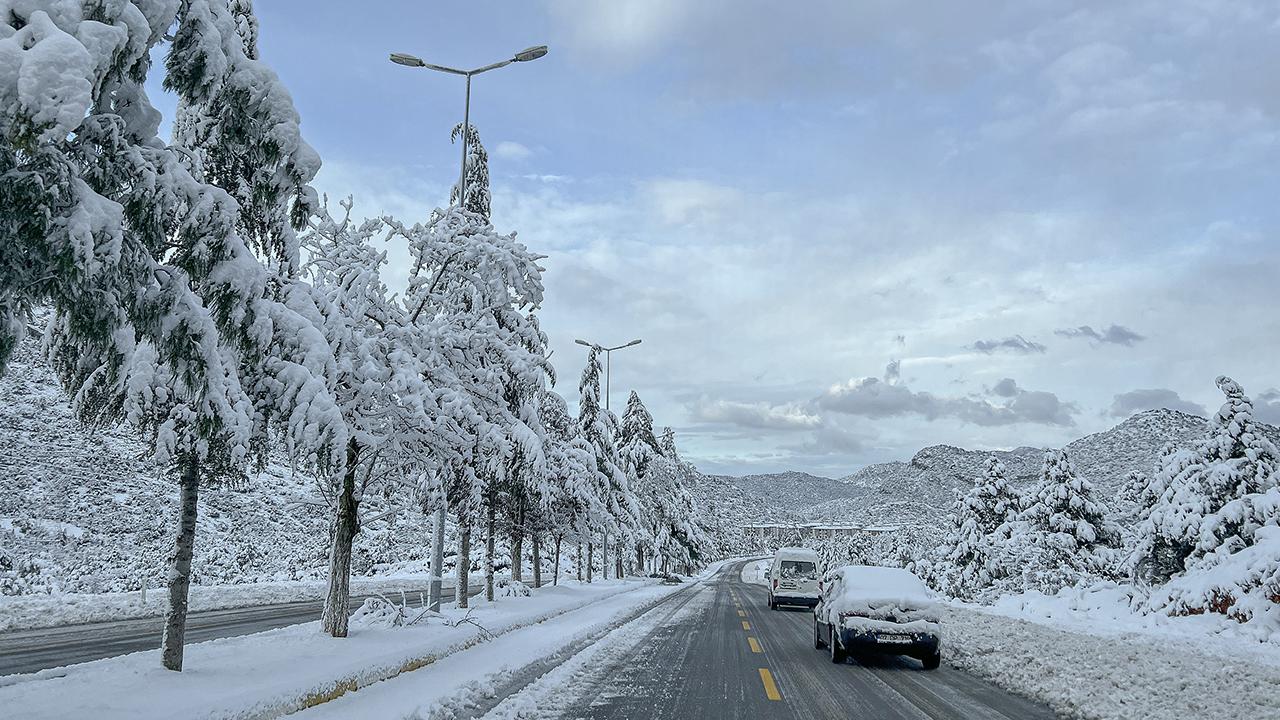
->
<box><xmin>758</xmin><ymin>668</ymin><xmax>782</xmax><ymax>701</ymax></box>
<box><xmin>748</xmin><ymin>637</ymin><xmax>763</xmax><ymax>653</ymax></box>
<box><xmin>741</xmin><ymin>620</ymin><xmax>751</xmax><ymax>630</ymax></box>
<box><xmin>737</xmin><ymin>609</ymin><xmax>747</xmax><ymax>617</ymax></box>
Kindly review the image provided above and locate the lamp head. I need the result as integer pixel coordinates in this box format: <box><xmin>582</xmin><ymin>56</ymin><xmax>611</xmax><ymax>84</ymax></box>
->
<box><xmin>514</xmin><ymin>45</ymin><xmax>549</xmax><ymax>62</ymax></box>
<box><xmin>389</xmin><ymin>52</ymin><xmax>425</xmax><ymax>67</ymax></box>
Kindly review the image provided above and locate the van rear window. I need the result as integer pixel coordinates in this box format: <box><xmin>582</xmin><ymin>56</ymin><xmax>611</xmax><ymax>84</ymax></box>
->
<box><xmin>779</xmin><ymin>560</ymin><xmax>816</xmax><ymax>579</ymax></box>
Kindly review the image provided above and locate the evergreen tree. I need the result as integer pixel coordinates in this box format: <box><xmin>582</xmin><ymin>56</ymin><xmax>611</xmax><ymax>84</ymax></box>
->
<box><xmin>168</xmin><ymin>0</ymin><xmax>320</xmax><ymax>268</ymax></box>
<box><xmin>1013</xmin><ymin>449</ymin><xmax>1119</xmax><ymax>587</ymax></box>
<box><xmin>449</xmin><ymin>123</ymin><xmax>491</xmax><ymax>220</ymax></box>
<box><xmin>1139</xmin><ymin>377</ymin><xmax>1280</xmax><ymax>617</ymax></box>
<box><xmin>578</xmin><ymin>347</ymin><xmax>638</xmax><ymax>579</ymax></box>
<box><xmin>932</xmin><ymin>457</ymin><xmax>1024</xmax><ymax>599</ymax></box>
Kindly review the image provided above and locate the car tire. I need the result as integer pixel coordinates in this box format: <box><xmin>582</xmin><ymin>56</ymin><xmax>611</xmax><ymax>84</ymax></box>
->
<box><xmin>829</xmin><ymin>627</ymin><xmax>846</xmax><ymax>664</ymax></box>
<box><xmin>813</xmin><ymin>617</ymin><xmax>824</xmax><ymax>649</ymax></box>
<box><xmin>922</xmin><ymin>651</ymin><xmax>941</xmax><ymax>670</ymax></box>
<box><xmin>768</xmin><ymin>596</ymin><xmax>777</xmax><ymax>610</ymax></box>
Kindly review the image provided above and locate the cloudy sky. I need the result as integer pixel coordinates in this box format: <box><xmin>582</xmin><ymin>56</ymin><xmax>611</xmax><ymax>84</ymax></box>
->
<box><xmin>163</xmin><ymin>1</ymin><xmax>1280</xmax><ymax>476</ymax></box>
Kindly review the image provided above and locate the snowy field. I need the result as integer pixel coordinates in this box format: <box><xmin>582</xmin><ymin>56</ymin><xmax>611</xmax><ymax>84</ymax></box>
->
<box><xmin>0</xmin><ymin>573</ymin><xmax>702</xmax><ymax>720</ymax></box>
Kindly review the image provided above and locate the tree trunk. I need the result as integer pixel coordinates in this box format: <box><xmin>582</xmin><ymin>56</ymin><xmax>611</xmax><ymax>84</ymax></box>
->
<box><xmin>602</xmin><ymin>533</ymin><xmax>609</xmax><ymax>580</ymax></box>
<box><xmin>531</xmin><ymin>534</ymin><xmax>542</xmax><ymax>588</ymax></box>
<box><xmin>321</xmin><ymin>439</ymin><xmax>361</xmax><ymax>638</ymax></box>
<box><xmin>510</xmin><ymin>530</ymin><xmax>524</xmax><ymax>583</ymax></box>
<box><xmin>616</xmin><ymin>553</ymin><xmax>624</xmax><ymax>579</ymax></box>
<box><xmin>553</xmin><ymin>535</ymin><xmax>563</xmax><ymax>586</ymax></box>
<box><xmin>636</xmin><ymin>546</ymin><xmax>645</xmax><ymax>577</ymax></box>
<box><xmin>485</xmin><ymin>498</ymin><xmax>496</xmax><ymax>601</ymax></box>
<box><xmin>586</xmin><ymin>542</ymin><xmax>594</xmax><ymax>583</ymax></box>
<box><xmin>161</xmin><ymin>452</ymin><xmax>199</xmax><ymax>671</ymax></box>
<box><xmin>576</xmin><ymin>542</ymin><xmax>583</xmax><ymax>581</ymax></box>
<box><xmin>457</xmin><ymin>520</ymin><xmax>471</xmax><ymax>609</ymax></box>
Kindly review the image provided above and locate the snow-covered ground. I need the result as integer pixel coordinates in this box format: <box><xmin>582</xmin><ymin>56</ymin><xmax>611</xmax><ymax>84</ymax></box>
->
<box><xmin>0</xmin><ymin>575</ymin><xmax>687</xmax><ymax>720</ymax></box>
<box><xmin>0</xmin><ymin>573</ymin><xmax>450</xmax><ymax>632</ymax></box>
<box><xmin>943</xmin><ymin>603</ymin><xmax>1280</xmax><ymax>720</ymax></box>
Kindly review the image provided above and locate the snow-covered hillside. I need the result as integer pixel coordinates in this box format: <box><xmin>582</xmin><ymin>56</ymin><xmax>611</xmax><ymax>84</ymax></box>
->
<box><xmin>709</xmin><ymin>470</ymin><xmax>855</xmax><ymax>522</ymax></box>
<box><xmin>0</xmin><ymin>332</ymin><xmax>436</xmax><ymax>596</ymax></box>
<box><xmin>721</xmin><ymin>409</ymin><xmax>1279</xmax><ymax>530</ymax></box>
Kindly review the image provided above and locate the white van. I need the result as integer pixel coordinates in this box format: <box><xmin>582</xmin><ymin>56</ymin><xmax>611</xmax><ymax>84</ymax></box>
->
<box><xmin>766</xmin><ymin>547</ymin><xmax>821</xmax><ymax>610</ymax></box>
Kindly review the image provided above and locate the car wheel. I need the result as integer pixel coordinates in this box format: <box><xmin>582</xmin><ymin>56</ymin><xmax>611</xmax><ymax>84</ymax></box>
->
<box><xmin>829</xmin><ymin>627</ymin><xmax>846</xmax><ymax>664</ymax></box>
<box><xmin>813</xmin><ymin>617</ymin><xmax>824</xmax><ymax>649</ymax></box>
<box><xmin>922</xmin><ymin>651</ymin><xmax>941</xmax><ymax>670</ymax></box>
<box><xmin>768</xmin><ymin>596</ymin><xmax>777</xmax><ymax>610</ymax></box>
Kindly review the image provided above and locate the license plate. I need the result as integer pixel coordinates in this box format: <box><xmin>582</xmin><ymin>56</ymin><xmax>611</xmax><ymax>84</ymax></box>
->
<box><xmin>876</xmin><ymin>635</ymin><xmax>911</xmax><ymax>644</ymax></box>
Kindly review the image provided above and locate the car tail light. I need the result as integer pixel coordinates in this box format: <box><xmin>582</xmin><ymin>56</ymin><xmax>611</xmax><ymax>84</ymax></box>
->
<box><xmin>772</xmin><ymin>579</ymin><xmax>778</xmax><ymax>590</ymax></box>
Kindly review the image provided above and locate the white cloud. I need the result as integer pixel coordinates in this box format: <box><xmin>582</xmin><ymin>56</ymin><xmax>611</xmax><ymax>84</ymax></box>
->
<box><xmin>690</xmin><ymin>397</ymin><xmax>822</xmax><ymax>431</ymax></box>
<box><xmin>493</xmin><ymin>141</ymin><xmax>532</xmax><ymax>161</ymax></box>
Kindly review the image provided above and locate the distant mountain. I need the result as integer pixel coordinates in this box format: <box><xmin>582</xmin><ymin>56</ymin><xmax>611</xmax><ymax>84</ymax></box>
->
<box><xmin>711</xmin><ymin>471</ymin><xmax>856</xmax><ymax>522</ymax></box>
<box><xmin>726</xmin><ymin>408</ymin><xmax>1279</xmax><ymax>530</ymax></box>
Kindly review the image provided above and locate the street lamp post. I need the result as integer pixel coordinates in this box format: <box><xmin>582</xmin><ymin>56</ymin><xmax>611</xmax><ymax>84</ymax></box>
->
<box><xmin>390</xmin><ymin>45</ymin><xmax>548</xmax><ymax>212</ymax></box>
<box><xmin>391</xmin><ymin>43</ymin><xmax>547</xmax><ymax>613</ymax></box>
<box><xmin>574</xmin><ymin>338</ymin><xmax>642</xmax><ymax>411</ymax></box>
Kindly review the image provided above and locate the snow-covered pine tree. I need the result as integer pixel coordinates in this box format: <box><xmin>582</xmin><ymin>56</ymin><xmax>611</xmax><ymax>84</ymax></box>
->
<box><xmin>931</xmin><ymin>457</ymin><xmax>1025</xmax><ymax>599</ymax></box>
<box><xmin>0</xmin><ymin>3</ymin><xmax>349</xmax><ymax>671</ymax></box>
<box><xmin>620</xmin><ymin>390</ymin><xmax>661</xmax><ymax>571</ymax></box>
<box><xmin>535</xmin><ymin>389</ymin><xmax>604</xmax><ymax>584</ymax></box>
<box><xmin>449</xmin><ymin>123</ymin><xmax>491</xmax><ymax>220</ymax></box>
<box><xmin>1014</xmin><ymin>449</ymin><xmax>1120</xmax><ymax>588</ymax></box>
<box><xmin>1140</xmin><ymin>377</ymin><xmax>1280</xmax><ymax>621</ymax></box>
<box><xmin>577</xmin><ymin>347</ymin><xmax>639</xmax><ymax>580</ymax></box>
<box><xmin>168</xmin><ymin>0</ymin><xmax>320</xmax><ymax>269</ymax></box>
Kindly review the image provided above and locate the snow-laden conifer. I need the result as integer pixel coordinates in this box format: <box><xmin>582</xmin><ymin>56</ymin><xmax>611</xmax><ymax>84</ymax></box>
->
<box><xmin>1140</xmin><ymin>377</ymin><xmax>1280</xmax><ymax>624</ymax></box>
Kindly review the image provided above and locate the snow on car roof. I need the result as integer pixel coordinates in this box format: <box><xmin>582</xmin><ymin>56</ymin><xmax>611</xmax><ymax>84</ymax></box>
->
<box><xmin>827</xmin><ymin>565</ymin><xmax>935</xmax><ymax>608</ymax></box>
<box><xmin>773</xmin><ymin>547</ymin><xmax>820</xmax><ymax>559</ymax></box>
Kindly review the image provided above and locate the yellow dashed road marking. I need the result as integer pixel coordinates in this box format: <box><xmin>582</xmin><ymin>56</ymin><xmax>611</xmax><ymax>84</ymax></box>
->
<box><xmin>758</xmin><ymin>668</ymin><xmax>782</xmax><ymax>700</ymax></box>
<box><xmin>737</xmin><ymin>609</ymin><xmax>747</xmax><ymax>617</ymax></box>
<box><xmin>748</xmin><ymin>637</ymin><xmax>763</xmax><ymax>653</ymax></box>
<box><xmin>741</xmin><ymin>620</ymin><xmax>751</xmax><ymax>630</ymax></box>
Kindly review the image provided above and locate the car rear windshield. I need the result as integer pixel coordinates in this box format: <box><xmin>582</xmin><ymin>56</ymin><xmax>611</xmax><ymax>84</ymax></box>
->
<box><xmin>779</xmin><ymin>560</ymin><xmax>817</xmax><ymax>579</ymax></box>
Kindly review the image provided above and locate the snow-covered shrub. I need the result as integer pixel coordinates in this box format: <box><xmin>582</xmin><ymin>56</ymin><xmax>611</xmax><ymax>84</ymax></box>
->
<box><xmin>493</xmin><ymin>578</ymin><xmax>532</xmax><ymax>598</ymax></box>
<box><xmin>1136</xmin><ymin>377</ymin><xmax>1280</xmax><ymax>622</ymax></box>
<box><xmin>349</xmin><ymin>596</ymin><xmax>434</xmax><ymax>628</ymax></box>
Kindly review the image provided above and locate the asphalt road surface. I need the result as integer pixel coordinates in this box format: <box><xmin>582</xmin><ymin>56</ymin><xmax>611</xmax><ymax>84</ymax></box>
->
<box><xmin>561</xmin><ymin>560</ymin><xmax>1059</xmax><ymax>720</ymax></box>
<box><xmin>0</xmin><ymin>585</ymin><xmax>479</xmax><ymax>677</ymax></box>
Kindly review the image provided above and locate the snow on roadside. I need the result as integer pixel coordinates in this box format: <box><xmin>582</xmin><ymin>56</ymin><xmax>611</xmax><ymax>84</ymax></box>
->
<box><xmin>291</xmin><ymin>581</ymin><xmax>708</xmax><ymax>719</ymax></box>
<box><xmin>0</xmin><ymin>573</ymin><xmax>450</xmax><ymax>632</ymax></box>
<box><xmin>974</xmin><ymin>583</ymin><xmax>1280</xmax><ymax>668</ymax></box>
<box><xmin>738</xmin><ymin>557</ymin><xmax>770</xmax><ymax>586</ymax></box>
<box><xmin>940</xmin><ymin>604</ymin><xmax>1280</xmax><ymax>720</ymax></box>
<box><xmin>0</xmin><ymin>578</ymin><xmax>661</xmax><ymax>720</ymax></box>
<box><xmin>478</xmin><ymin>583</ymin><xmax>715</xmax><ymax>720</ymax></box>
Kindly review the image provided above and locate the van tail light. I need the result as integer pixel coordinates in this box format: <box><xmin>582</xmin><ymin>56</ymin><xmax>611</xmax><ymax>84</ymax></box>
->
<box><xmin>819</xmin><ymin>581</ymin><xmax>824</xmax><ymax>592</ymax></box>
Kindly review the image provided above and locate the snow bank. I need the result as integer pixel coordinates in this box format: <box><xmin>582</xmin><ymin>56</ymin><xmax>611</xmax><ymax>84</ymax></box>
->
<box><xmin>0</xmin><ymin>578</ymin><xmax>664</xmax><ymax>720</ymax></box>
<box><xmin>941</xmin><ymin>603</ymin><xmax>1280</xmax><ymax>719</ymax></box>
<box><xmin>981</xmin><ymin>581</ymin><xmax>1280</xmax><ymax>664</ymax></box>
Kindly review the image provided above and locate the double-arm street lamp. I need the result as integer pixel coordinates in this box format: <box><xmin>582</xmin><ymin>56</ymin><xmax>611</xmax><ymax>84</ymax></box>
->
<box><xmin>575</xmin><ymin>338</ymin><xmax>642</xmax><ymax>411</ymax></box>
<box><xmin>390</xmin><ymin>45</ymin><xmax>548</xmax><ymax>209</ymax></box>
<box><xmin>390</xmin><ymin>43</ymin><xmax>547</xmax><ymax>613</ymax></box>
